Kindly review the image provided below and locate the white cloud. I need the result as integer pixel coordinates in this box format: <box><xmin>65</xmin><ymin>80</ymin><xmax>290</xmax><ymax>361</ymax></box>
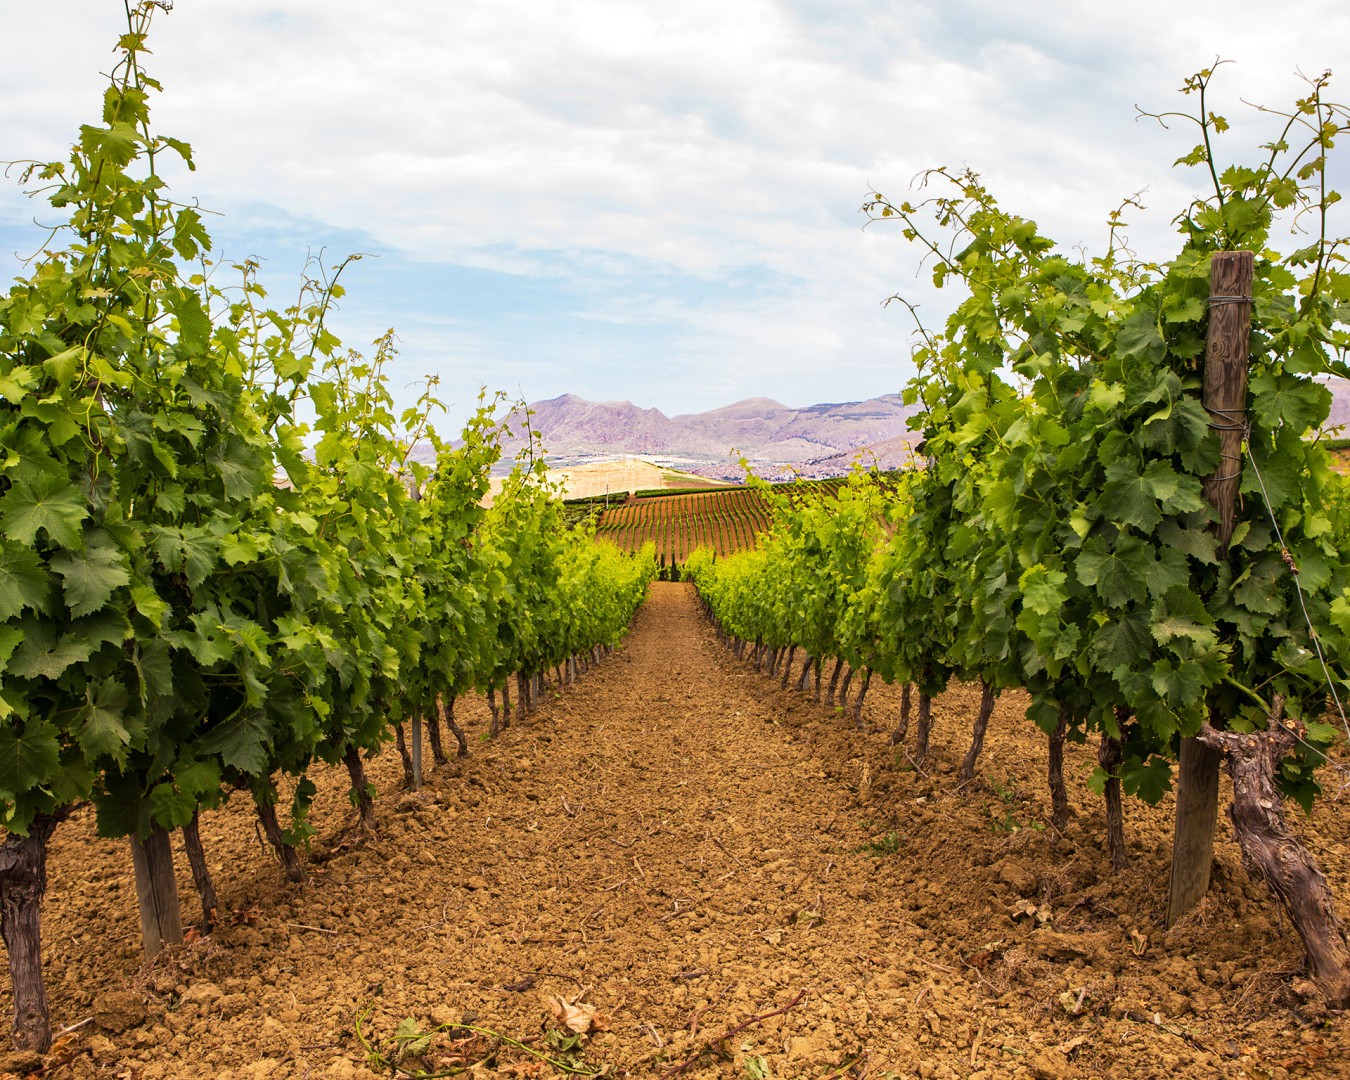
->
<box><xmin>3</xmin><ymin>0</ymin><xmax>1348</xmax><ymax>421</ymax></box>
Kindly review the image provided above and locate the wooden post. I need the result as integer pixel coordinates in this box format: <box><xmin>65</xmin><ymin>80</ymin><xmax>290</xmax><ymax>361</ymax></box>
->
<box><xmin>129</xmin><ymin>823</ymin><xmax>184</xmax><ymax>956</ymax></box>
<box><xmin>1166</xmin><ymin>250</ymin><xmax>1253</xmax><ymax>927</ymax></box>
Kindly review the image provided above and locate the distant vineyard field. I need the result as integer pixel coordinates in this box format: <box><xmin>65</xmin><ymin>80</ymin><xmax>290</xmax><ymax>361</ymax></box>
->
<box><xmin>592</xmin><ymin>477</ymin><xmax>865</xmax><ymax>564</ymax></box>
<box><xmin>595</xmin><ymin>488</ymin><xmax>772</xmax><ymax>562</ymax></box>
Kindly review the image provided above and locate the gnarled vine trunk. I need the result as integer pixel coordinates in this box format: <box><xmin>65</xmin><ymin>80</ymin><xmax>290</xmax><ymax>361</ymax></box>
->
<box><xmin>487</xmin><ymin>685</ymin><xmax>501</xmax><ymax>736</ymax></box>
<box><xmin>180</xmin><ymin>809</ymin><xmax>219</xmax><ymax>931</ymax></box>
<box><xmin>914</xmin><ymin>690</ymin><xmax>933</xmax><ymax>762</ymax></box>
<box><xmin>409</xmin><ymin>716</ymin><xmax>424</xmax><ymax>789</ymax></box>
<box><xmin>426</xmin><ymin>706</ymin><xmax>448</xmax><ymax>766</ymax></box>
<box><xmin>1099</xmin><ymin>732</ymin><xmax>1127</xmax><ymax>872</ymax></box>
<box><xmin>393</xmin><ymin>723</ymin><xmax>415</xmax><ymax>789</ymax></box>
<box><xmin>439</xmin><ymin>696</ymin><xmax>470</xmax><ymax>758</ymax></box>
<box><xmin>825</xmin><ymin>658</ymin><xmax>844</xmax><ymax>706</ymax></box>
<box><xmin>256</xmin><ymin>798</ymin><xmax>307</xmax><ymax>884</ymax></box>
<box><xmin>1196</xmin><ymin>719</ymin><xmax>1350</xmax><ymax>1007</ymax></box>
<box><xmin>779</xmin><ymin>645</ymin><xmax>797</xmax><ymax>689</ymax></box>
<box><xmin>849</xmin><ymin>668</ymin><xmax>872</xmax><ymax>730</ymax></box>
<box><xmin>1</xmin><ymin>809</ymin><xmax>67</xmax><ymax>1053</ymax></box>
<box><xmin>794</xmin><ymin>655</ymin><xmax>813</xmax><ymax>693</ymax></box>
<box><xmin>890</xmin><ymin>683</ymin><xmax>912</xmax><ymax>745</ymax></box>
<box><xmin>1048</xmin><ymin>709</ymin><xmax>1070</xmax><ymax>832</ymax></box>
<box><xmin>959</xmin><ymin>678</ymin><xmax>996</xmax><ymax>783</ymax></box>
<box><xmin>343</xmin><ymin>744</ymin><xmax>378</xmax><ymax>830</ymax></box>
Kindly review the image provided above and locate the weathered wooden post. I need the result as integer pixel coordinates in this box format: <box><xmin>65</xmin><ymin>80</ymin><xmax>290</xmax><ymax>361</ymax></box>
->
<box><xmin>130</xmin><ymin>823</ymin><xmax>184</xmax><ymax>954</ymax></box>
<box><xmin>1165</xmin><ymin>250</ymin><xmax>1253</xmax><ymax>927</ymax></box>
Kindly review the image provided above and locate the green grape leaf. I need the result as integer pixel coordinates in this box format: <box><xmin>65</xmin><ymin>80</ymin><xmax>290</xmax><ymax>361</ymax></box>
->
<box><xmin>1156</xmin><ymin>518</ymin><xmax>1218</xmax><ymax>564</ymax></box>
<box><xmin>75</xmin><ymin>681</ymin><xmax>135</xmax><ymax>762</ymax></box>
<box><xmin>79</xmin><ymin>120</ymin><xmax>139</xmax><ymax>167</ymax></box>
<box><xmin>7</xmin><ymin>622</ymin><xmax>96</xmax><ymax>681</ymax></box>
<box><xmin>0</xmin><ymin>546</ymin><xmax>52</xmax><ymax>619</ymax></box>
<box><xmin>0</xmin><ymin>364</ymin><xmax>39</xmax><ymax>403</ymax></box>
<box><xmin>1086</xmin><ymin>766</ymin><xmax>1110</xmax><ymax>796</ymax></box>
<box><xmin>50</xmin><ymin>535</ymin><xmax>131</xmax><ymax>617</ymax></box>
<box><xmin>148</xmin><ymin>779</ymin><xmax>197</xmax><ymax>829</ymax></box>
<box><xmin>1232</xmin><ymin>557</ymin><xmax>1284</xmax><ymax>615</ymax></box>
<box><xmin>1019</xmin><ymin>565</ymin><xmax>1068</xmax><ymax>616</ymax></box>
<box><xmin>0</xmin><ymin>719</ymin><xmax>63</xmax><ymax>799</ymax></box>
<box><xmin>196</xmin><ymin>710</ymin><xmax>271</xmax><ymax>775</ymax></box>
<box><xmin>42</xmin><ymin>346</ymin><xmax>84</xmax><ymax>388</ymax></box>
<box><xmin>1090</xmin><ymin>609</ymin><xmax>1153</xmax><ymax>675</ymax></box>
<box><xmin>1150</xmin><ymin>587</ymin><xmax>1217</xmax><ymax>648</ymax></box>
<box><xmin>1119</xmin><ymin>755</ymin><xmax>1174</xmax><ymax>804</ymax></box>
<box><xmin>1249</xmin><ymin>373</ymin><xmax>1330</xmax><ymax>434</ymax></box>
<box><xmin>1100</xmin><ymin>457</ymin><xmax>1163</xmax><ymax>532</ymax></box>
<box><xmin>1075</xmin><ymin>535</ymin><xmax>1150</xmax><ymax>608</ymax></box>
<box><xmin>0</xmin><ymin>625</ymin><xmax>23</xmax><ymax>670</ymax></box>
<box><xmin>1116</xmin><ymin>303</ymin><xmax>1165</xmax><ymax>363</ymax></box>
<box><xmin>165</xmin><ymin>288</ymin><xmax>212</xmax><ymax>354</ymax></box>
<box><xmin>1142</xmin><ymin>460</ymin><xmax>1206</xmax><ymax>513</ymax></box>
<box><xmin>149</xmin><ymin>525</ymin><xmax>218</xmax><ymax>588</ymax></box>
<box><xmin>0</xmin><ymin>473</ymin><xmax>88</xmax><ymax>549</ymax></box>
<box><xmin>132</xmin><ymin>638</ymin><xmax>174</xmax><ymax>704</ymax></box>
<box><xmin>129</xmin><ymin>583</ymin><xmax>169</xmax><ymax>628</ymax></box>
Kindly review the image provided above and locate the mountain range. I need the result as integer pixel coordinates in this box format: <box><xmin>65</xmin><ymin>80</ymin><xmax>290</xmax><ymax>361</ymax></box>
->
<box><xmin>497</xmin><ymin>393</ymin><xmax>922</xmax><ymax>478</ymax></box>
<box><xmin>474</xmin><ymin>377</ymin><xmax>1350</xmax><ymax>482</ymax></box>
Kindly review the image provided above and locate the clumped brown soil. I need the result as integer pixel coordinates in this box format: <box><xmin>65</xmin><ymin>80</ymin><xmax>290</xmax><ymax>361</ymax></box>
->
<box><xmin>2</xmin><ymin>583</ymin><xmax>1348</xmax><ymax>1080</ymax></box>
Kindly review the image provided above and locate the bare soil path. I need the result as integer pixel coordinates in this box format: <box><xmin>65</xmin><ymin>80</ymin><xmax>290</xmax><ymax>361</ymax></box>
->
<box><xmin>4</xmin><ymin>583</ymin><xmax>1348</xmax><ymax>1080</ymax></box>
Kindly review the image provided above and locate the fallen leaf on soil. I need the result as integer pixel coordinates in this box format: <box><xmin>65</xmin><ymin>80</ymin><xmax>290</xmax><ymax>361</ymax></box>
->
<box><xmin>966</xmin><ymin>940</ymin><xmax>1004</xmax><ymax>969</ymax></box>
<box><xmin>1058</xmin><ymin>1034</ymin><xmax>1090</xmax><ymax>1056</ymax></box>
<box><xmin>500</xmin><ymin>1062</ymin><xmax>550</xmax><ymax>1077</ymax></box>
<box><xmin>1009</xmin><ymin>901</ymin><xmax>1051</xmax><ymax>925</ymax></box>
<box><xmin>546</xmin><ymin>994</ymin><xmax>608</xmax><ymax>1034</ymax></box>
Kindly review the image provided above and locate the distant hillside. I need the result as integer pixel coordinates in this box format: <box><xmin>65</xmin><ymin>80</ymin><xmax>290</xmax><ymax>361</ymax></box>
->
<box><xmin>447</xmin><ymin>378</ymin><xmax>1350</xmax><ymax>483</ymax></box>
<box><xmin>499</xmin><ymin>392</ymin><xmax>919</xmax><ymax>463</ymax></box>
<box><xmin>484</xmin><ymin>457</ymin><xmax>733</xmax><ymax>504</ymax></box>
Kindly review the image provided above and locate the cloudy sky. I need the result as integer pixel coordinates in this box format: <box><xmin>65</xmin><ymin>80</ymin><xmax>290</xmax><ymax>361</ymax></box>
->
<box><xmin>3</xmin><ymin>1</ymin><xmax>1348</xmax><ymax>432</ymax></box>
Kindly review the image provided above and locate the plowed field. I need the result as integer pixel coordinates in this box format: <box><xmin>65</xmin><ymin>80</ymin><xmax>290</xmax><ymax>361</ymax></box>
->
<box><xmin>3</xmin><ymin>583</ymin><xmax>1347</xmax><ymax>1080</ymax></box>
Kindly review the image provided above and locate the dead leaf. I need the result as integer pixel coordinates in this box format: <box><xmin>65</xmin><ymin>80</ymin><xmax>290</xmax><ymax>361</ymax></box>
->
<box><xmin>547</xmin><ymin>994</ymin><xmax>599</xmax><ymax>1034</ymax></box>
<box><xmin>1058</xmin><ymin>1034</ymin><xmax>1090</xmax><ymax>1056</ymax></box>
<box><xmin>500</xmin><ymin>1061</ymin><xmax>550</xmax><ymax>1077</ymax></box>
<box><xmin>1008</xmin><ymin>902</ymin><xmax>1050</xmax><ymax>925</ymax></box>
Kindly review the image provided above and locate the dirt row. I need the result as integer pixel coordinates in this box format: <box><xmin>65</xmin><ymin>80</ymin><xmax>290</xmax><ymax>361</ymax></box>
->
<box><xmin>2</xmin><ymin>581</ymin><xmax>1348</xmax><ymax>1079</ymax></box>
